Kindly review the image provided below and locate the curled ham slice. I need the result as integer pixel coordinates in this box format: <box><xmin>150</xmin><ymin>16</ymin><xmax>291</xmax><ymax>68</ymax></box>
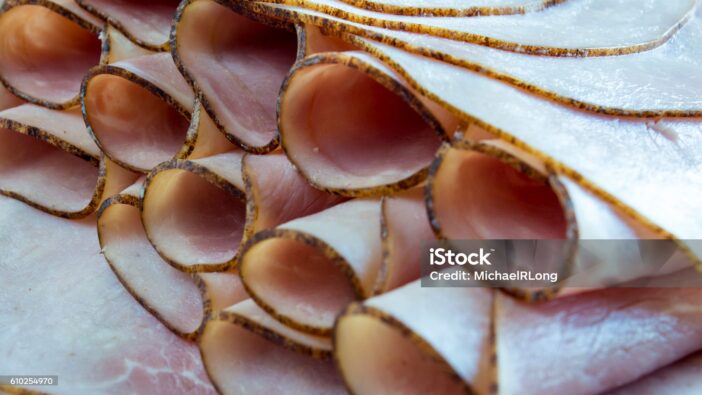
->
<box><xmin>101</xmin><ymin>25</ymin><xmax>153</xmax><ymax>63</ymax></box>
<box><xmin>240</xmin><ymin>188</ymin><xmax>432</xmax><ymax>335</ymax></box>
<box><xmin>335</xmin><ymin>0</ymin><xmax>563</xmax><ymax>17</ymax></box>
<box><xmin>279</xmin><ymin>50</ymin><xmax>455</xmax><ymax>195</ymax></box>
<box><xmin>82</xmin><ymin>53</ymin><xmax>233</xmax><ymax>173</ymax></box>
<box><xmin>76</xmin><ymin>0</ymin><xmax>180</xmax><ymax>51</ymax></box>
<box><xmin>0</xmin><ymin>104</ymin><xmax>136</xmax><ymax>218</ymax></box>
<box><xmin>0</xmin><ymin>0</ymin><xmax>102</xmax><ymax>109</ymax></box>
<box><xmin>200</xmin><ymin>299</ymin><xmax>345</xmax><ymax>395</ymax></box>
<box><xmin>0</xmin><ymin>195</ymin><xmax>216</xmax><ymax>394</ymax></box>
<box><xmin>172</xmin><ymin>0</ymin><xmax>297</xmax><ymax>152</ymax></box>
<box><xmin>334</xmin><ymin>281</ymin><xmax>493</xmax><ymax>395</ymax></box>
<box><xmin>141</xmin><ymin>151</ymin><xmax>341</xmax><ymax>272</ymax></box>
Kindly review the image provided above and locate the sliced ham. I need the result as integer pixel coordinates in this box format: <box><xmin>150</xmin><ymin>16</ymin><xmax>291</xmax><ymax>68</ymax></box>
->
<box><xmin>76</xmin><ymin>0</ymin><xmax>180</xmax><ymax>50</ymax></box>
<box><xmin>257</xmin><ymin>0</ymin><xmax>696</xmax><ymax>55</ymax></box>
<box><xmin>335</xmin><ymin>0</ymin><xmax>563</xmax><ymax>17</ymax></box>
<box><xmin>101</xmin><ymin>24</ymin><xmax>154</xmax><ymax>63</ymax></box>
<box><xmin>200</xmin><ymin>299</ymin><xmax>344</xmax><ymax>395</ymax></box>
<box><xmin>0</xmin><ymin>0</ymin><xmax>102</xmax><ymax>109</ymax></box>
<box><xmin>172</xmin><ymin>0</ymin><xmax>298</xmax><ymax>152</ymax></box>
<box><xmin>240</xmin><ymin>190</ymin><xmax>432</xmax><ymax>335</ymax></box>
<box><xmin>82</xmin><ymin>52</ymin><xmax>234</xmax><ymax>173</ymax></box>
<box><xmin>607</xmin><ymin>352</ymin><xmax>702</xmax><ymax>395</ymax></box>
<box><xmin>0</xmin><ymin>195</ymin><xmax>216</xmax><ymax>395</ymax></box>
<box><xmin>0</xmin><ymin>104</ymin><xmax>136</xmax><ymax>218</ymax></box>
<box><xmin>334</xmin><ymin>280</ymin><xmax>493</xmax><ymax>395</ymax></box>
<box><xmin>279</xmin><ymin>50</ymin><xmax>455</xmax><ymax>195</ymax></box>
<box><xmin>141</xmin><ymin>150</ymin><xmax>340</xmax><ymax>272</ymax></box>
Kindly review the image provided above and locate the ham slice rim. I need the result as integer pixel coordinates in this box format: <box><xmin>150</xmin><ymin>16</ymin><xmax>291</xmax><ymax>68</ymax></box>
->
<box><xmin>335</xmin><ymin>0</ymin><xmax>565</xmax><ymax>17</ymax></box>
<box><xmin>169</xmin><ymin>0</ymin><xmax>294</xmax><ymax>154</ymax></box>
<box><xmin>278</xmin><ymin>51</ymin><xmax>449</xmax><ymax>197</ymax></box>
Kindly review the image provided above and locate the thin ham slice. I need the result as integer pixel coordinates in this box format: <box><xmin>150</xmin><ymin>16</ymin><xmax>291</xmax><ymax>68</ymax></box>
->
<box><xmin>200</xmin><ymin>299</ymin><xmax>345</xmax><ymax>395</ymax></box>
<box><xmin>0</xmin><ymin>0</ymin><xmax>102</xmax><ymax>109</ymax></box>
<box><xmin>335</xmin><ymin>0</ymin><xmax>563</xmax><ymax>17</ymax></box>
<box><xmin>76</xmin><ymin>0</ymin><xmax>180</xmax><ymax>50</ymax></box>
<box><xmin>279</xmin><ymin>50</ymin><xmax>455</xmax><ymax>195</ymax></box>
<box><xmin>607</xmin><ymin>352</ymin><xmax>702</xmax><ymax>395</ymax></box>
<box><xmin>141</xmin><ymin>150</ymin><xmax>341</xmax><ymax>272</ymax></box>
<box><xmin>257</xmin><ymin>0</ymin><xmax>697</xmax><ymax>56</ymax></box>
<box><xmin>82</xmin><ymin>52</ymin><xmax>233</xmax><ymax>173</ymax></box>
<box><xmin>0</xmin><ymin>104</ymin><xmax>136</xmax><ymax>218</ymax></box>
<box><xmin>172</xmin><ymin>0</ymin><xmax>298</xmax><ymax>152</ymax></box>
<box><xmin>101</xmin><ymin>24</ymin><xmax>153</xmax><ymax>63</ymax></box>
<box><xmin>334</xmin><ymin>280</ymin><xmax>493</xmax><ymax>395</ymax></box>
<box><xmin>0</xmin><ymin>195</ymin><xmax>216</xmax><ymax>395</ymax></box>
<box><xmin>240</xmin><ymin>190</ymin><xmax>432</xmax><ymax>335</ymax></box>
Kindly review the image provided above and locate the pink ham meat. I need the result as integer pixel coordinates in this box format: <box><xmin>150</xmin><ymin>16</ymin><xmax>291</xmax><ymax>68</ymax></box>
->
<box><xmin>0</xmin><ymin>0</ymin><xmax>102</xmax><ymax>109</ymax></box>
<box><xmin>279</xmin><ymin>50</ymin><xmax>456</xmax><ymax>195</ymax></box>
<box><xmin>239</xmin><ymin>188</ymin><xmax>432</xmax><ymax>335</ymax></box>
<box><xmin>172</xmin><ymin>0</ymin><xmax>298</xmax><ymax>153</ymax></box>
<box><xmin>76</xmin><ymin>0</ymin><xmax>180</xmax><ymax>50</ymax></box>
<box><xmin>334</xmin><ymin>280</ymin><xmax>494</xmax><ymax>395</ymax></box>
<box><xmin>0</xmin><ymin>104</ymin><xmax>136</xmax><ymax>218</ymax></box>
<box><xmin>607</xmin><ymin>352</ymin><xmax>702</xmax><ymax>395</ymax></box>
<box><xmin>200</xmin><ymin>299</ymin><xmax>345</xmax><ymax>395</ymax></box>
<box><xmin>0</xmin><ymin>195</ymin><xmax>216</xmax><ymax>395</ymax></box>
<box><xmin>0</xmin><ymin>83</ymin><xmax>23</xmax><ymax>111</ymax></box>
<box><xmin>82</xmin><ymin>52</ymin><xmax>233</xmax><ymax>173</ymax></box>
<box><xmin>141</xmin><ymin>150</ymin><xmax>341</xmax><ymax>272</ymax></box>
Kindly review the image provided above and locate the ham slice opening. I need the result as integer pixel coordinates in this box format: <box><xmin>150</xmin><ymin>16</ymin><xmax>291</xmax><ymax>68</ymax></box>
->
<box><xmin>172</xmin><ymin>0</ymin><xmax>297</xmax><ymax>152</ymax></box>
<box><xmin>279</xmin><ymin>51</ymin><xmax>448</xmax><ymax>195</ymax></box>
<box><xmin>0</xmin><ymin>1</ymin><xmax>102</xmax><ymax>108</ymax></box>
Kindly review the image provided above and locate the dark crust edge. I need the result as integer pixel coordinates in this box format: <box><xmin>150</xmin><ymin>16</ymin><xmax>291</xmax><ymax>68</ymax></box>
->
<box><xmin>251</xmin><ymin>1</ymin><xmax>702</xmax><ymax>118</ymax></box>
<box><xmin>74</xmin><ymin>0</ymin><xmax>171</xmax><ymax>52</ymax></box>
<box><xmin>238</xmin><ymin>227</ymin><xmax>367</xmax><ymax>337</ymax></box>
<box><xmin>96</xmin><ymin>193</ymin><xmax>202</xmax><ymax>341</ymax></box>
<box><xmin>80</xmin><ymin>63</ymin><xmax>195</xmax><ymax>174</ymax></box>
<box><xmin>277</xmin><ymin>51</ymin><xmax>448</xmax><ymax>197</ymax></box>
<box><xmin>335</xmin><ymin>0</ymin><xmax>565</xmax><ymax>17</ymax></box>
<box><xmin>260</xmin><ymin>0</ymin><xmax>695</xmax><ymax>58</ymax></box>
<box><xmin>140</xmin><ymin>157</ymin><xmax>246</xmax><ymax>273</ymax></box>
<box><xmin>0</xmin><ymin>385</ymin><xmax>49</xmax><ymax>395</ymax></box>
<box><xmin>0</xmin><ymin>0</ymin><xmax>103</xmax><ymax>109</ymax></box>
<box><xmin>0</xmin><ymin>117</ymin><xmax>106</xmax><ymax>218</ymax></box>
<box><xmin>332</xmin><ymin>303</ymin><xmax>476</xmax><ymax>395</ymax></box>
<box><xmin>424</xmin><ymin>141</ymin><xmax>580</xmax><ymax>302</ymax></box>
<box><xmin>169</xmin><ymin>0</ymin><xmax>295</xmax><ymax>154</ymax></box>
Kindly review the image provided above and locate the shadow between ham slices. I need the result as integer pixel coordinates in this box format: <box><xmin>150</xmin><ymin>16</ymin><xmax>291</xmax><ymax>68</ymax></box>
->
<box><xmin>199</xmin><ymin>299</ymin><xmax>346</xmax><ymax>395</ymax></box>
<box><xmin>171</xmin><ymin>0</ymin><xmax>298</xmax><ymax>153</ymax></box>
<box><xmin>239</xmin><ymin>189</ymin><xmax>434</xmax><ymax>336</ymax></box>
<box><xmin>141</xmin><ymin>150</ymin><xmax>342</xmax><ymax>273</ymax></box>
<box><xmin>0</xmin><ymin>0</ymin><xmax>103</xmax><ymax>109</ymax></box>
<box><xmin>279</xmin><ymin>50</ymin><xmax>456</xmax><ymax>196</ymax></box>
<box><xmin>82</xmin><ymin>52</ymin><xmax>234</xmax><ymax>173</ymax></box>
<box><xmin>76</xmin><ymin>0</ymin><xmax>180</xmax><ymax>51</ymax></box>
<box><xmin>0</xmin><ymin>104</ymin><xmax>136</xmax><ymax>218</ymax></box>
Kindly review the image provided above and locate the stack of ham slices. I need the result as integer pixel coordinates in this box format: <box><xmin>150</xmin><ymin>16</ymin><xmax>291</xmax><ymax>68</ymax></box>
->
<box><xmin>1</xmin><ymin>0</ymin><xmax>701</xmax><ymax>394</ymax></box>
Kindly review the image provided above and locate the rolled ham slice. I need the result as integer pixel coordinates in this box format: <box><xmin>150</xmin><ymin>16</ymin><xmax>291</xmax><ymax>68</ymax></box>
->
<box><xmin>82</xmin><ymin>53</ymin><xmax>233</xmax><ymax>173</ymax></box>
<box><xmin>240</xmin><ymin>189</ymin><xmax>432</xmax><ymax>335</ymax></box>
<box><xmin>336</xmin><ymin>0</ymin><xmax>563</xmax><ymax>17</ymax></box>
<box><xmin>258</xmin><ymin>0</ymin><xmax>697</xmax><ymax>56</ymax></box>
<box><xmin>0</xmin><ymin>0</ymin><xmax>103</xmax><ymax>109</ymax></box>
<box><xmin>0</xmin><ymin>104</ymin><xmax>136</xmax><ymax>218</ymax></box>
<box><xmin>172</xmin><ymin>0</ymin><xmax>298</xmax><ymax>152</ymax></box>
<box><xmin>141</xmin><ymin>150</ymin><xmax>341</xmax><ymax>272</ymax></box>
<box><xmin>0</xmin><ymin>195</ymin><xmax>216</xmax><ymax>394</ymax></box>
<box><xmin>76</xmin><ymin>0</ymin><xmax>180</xmax><ymax>51</ymax></box>
<box><xmin>199</xmin><ymin>299</ymin><xmax>345</xmax><ymax>395</ymax></box>
<box><xmin>256</xmin><ymin>3</ymin><xmax>702</xmax><ymax>117</ymax></box>
<box><xmin>334</xmin><ymin>280</ymin><xmax>494</xmax><ymax>395</ymax></box>
<box><xmin>279</xmin><ymin>50</ymin><xmax>455</xmax><ymax>195</ymax></box>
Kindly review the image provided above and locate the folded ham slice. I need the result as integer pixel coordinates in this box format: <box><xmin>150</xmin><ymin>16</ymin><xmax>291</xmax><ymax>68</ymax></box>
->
<box><xmin>76</xmin><ymin>0</ymin><xmax>180</xmax><ymax>51</ymax></box>
<box><xmin>172</xmin><ymin>0</ymin><xmax>297</xmax><ymax>152</ymax></box>
<box><xmin>200</xmin><ymin>299</ymin><xmax>345</xmax><ymax>395</ymax></box>
<box><xmin>279</xmin><ymin>50</ymin><xmax>456</xmax><ymax>195</ymax></box>
<box><xmin>0</xmin><ymin>104</ymin><xmax>136</xmax><ymax>218</ymax></box>
<box><xmin>335</xmin><ymin>0</ymin><xmax>563</xmax><ymax>17</ymax></box>
<box><xmin>334</xmin><ymin>280</ymin><xmax>494</xmax><ymax>395</ymax></box>
<box><xmin>0</xmin><ymin>195</ymin><xmax>216</xmax><ymax>395</ymax></box>
<box><xmin>141</xmin><ymin>151</ymin><xmax>340</xmax><ymax>272</ymax></box>
<box><xmin>259</xmin><ymin>0</ymin><xmax>697</xmax><ymax>55</ymax></box>
<box><xmin>0</xmin><ymin>0</ymin><xmax>103</xmax><ymax>109</ymax></box>
<box><xmin>240</xmin><ymin>189</ymin><xmax>432</xmax><ymax>335</ymax></box>
<box><xmin>82</xmin><ymin>53</ymin><xmax>233</xmax><ymax>173</ymax></box>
